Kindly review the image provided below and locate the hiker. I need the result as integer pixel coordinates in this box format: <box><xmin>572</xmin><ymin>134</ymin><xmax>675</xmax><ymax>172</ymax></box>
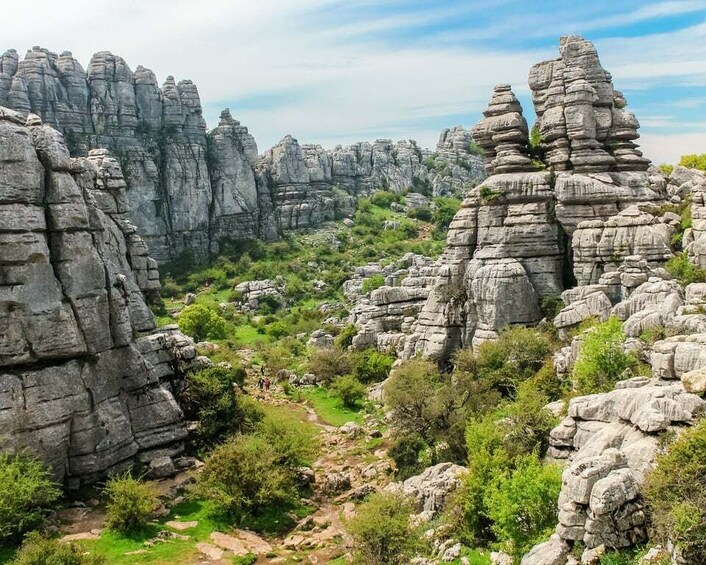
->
<box><xmin>264</xmin><ymin>377</ymin><xmax>271</xmax><ymax>393</ymax></box>
<box><xmin>258</xmin><ymin>376</ymin><xmax>264</xmax><ymax>391</ymax></box>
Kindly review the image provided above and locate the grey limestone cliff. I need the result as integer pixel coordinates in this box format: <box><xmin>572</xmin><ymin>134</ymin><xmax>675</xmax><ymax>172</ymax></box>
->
<box><xmin>0</xmin><ymin>106</ymin><xmax>200</xmax><ymax>484</ymax></box>
<box><xmin>1</xmin><ymin>46</ymin><xmax>485</xmax><ymax>263</ymax></box>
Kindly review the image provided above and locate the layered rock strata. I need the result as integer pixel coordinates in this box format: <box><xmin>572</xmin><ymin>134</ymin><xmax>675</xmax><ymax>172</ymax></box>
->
<box><xmin>0</xmin><ymin>107</ymin><xmax>198</xmax><ymax>484</ymax></box>
<box><xmin>403</xmin><ymin>35</ymin><xmax>666</xmax><ymax>360</ymax></box>
<box><xmin>1</xmin><ymin>47</ymin><xmax>485</xmax><ymax>261</ymax></box>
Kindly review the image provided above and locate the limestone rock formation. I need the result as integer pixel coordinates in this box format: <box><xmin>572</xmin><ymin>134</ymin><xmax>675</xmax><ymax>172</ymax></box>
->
<box><xmin>0</xmin><ymin>107</ymin><xmax>197</xmax><ymax>484</ymax></box>
<box><xmin>1</xmin><ymin>46</ymin><xmax>485</xmax><ymax>262</ymax></box>
<box><xmin>403</xmin><ymin>36</ymin><xmax>666</xmax><ymax>360</ymax></box>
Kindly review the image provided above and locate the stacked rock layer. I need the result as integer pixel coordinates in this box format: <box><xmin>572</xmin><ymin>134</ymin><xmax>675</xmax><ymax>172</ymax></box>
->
<box><xmin>0</xmin><ymin>107</ymin><xmax>199</xmax><ymax>484</ymax></box>
<box><xmin>0</xmin><ymin>47</ymin><xmax>485</xmax><ymax>261</ymax></box>
<box><xmin>402</xmin><ymin>35</ymin><xmax>666</xmax><ymax>360</ymax></box>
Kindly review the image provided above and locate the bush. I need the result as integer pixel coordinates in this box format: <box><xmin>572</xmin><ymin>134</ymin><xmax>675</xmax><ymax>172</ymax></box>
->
<box><xmin>665</xmin><ymin>252</ymin><xmax>706</xmax><ymax>286</ymax></box>
<box><xmin>0</xmin><ymin>453</ymin><xmax>62</xmax><ymax>543</ymax></box>
<box><xmin>177</xmin><ymin>304</ymin><xmax>227</xmax><ymax>342</ymax></box>
<box><xmin>10</xmin><ymin>532</ymin><xmax>105</xmax><ymax>565</ymax></box>
<box><xmin>334</xmin><ymin>324</ymin><xmax>358</xmax><ymax>349</ymax></box>
<box><xmin>195</xmin><ymin>435</ymin><xmax>298</xmax><ymax>522</ymax></box>
<box><xmin>643</xmin><ymin>418</ymin><xmax>706</xmax><ymax>562</ymax></box>
<box><xmin>572</xmin><ymin>317</ymin><xmax>634</xmax><ymax>394</ymax></box>
<box><xmin>432</xmin><ymin>197</ymin><xmax>462</xmax><ymax>233</ymax></box>
<box><xmin>484</xmin><ymin>453</ymin><xmax>562</xmax><ymax>557</ymax></box>
<box><xmin>256</xmin><ymin>410</ymin><xmax>318</xmax><ymax>468</ymax></box>
<box><xmin>105</xmin><ymin>473</ymin><xmax>158</xmax><ymax>533</ymax></box>
<box><xmin>659</xmin><ymin>163</ymin><xmax>674</xmax><ymax>177</ymax></box>
<box><xmin>679</xmin><ymin>153</ymin><xmax>706</xmax><ymax>172</ymax></box>
<box><xmin>332</xmin><ymin>374</ymin><xmax>367</xmax><ymax>408</ymax></box>
<box><xmin>265</xmin><ymin>320</ymin><xmax>289</xmax><ymax>338</ymax></box>
<box><xmin>407</xmin><ymin>206</ymin><xmax>433</xmax><ymax>222</ymax></box>
<box><xmin>352</xmin><ymin>348</ymin><xmax>394</xmax><ymax>383</ymax></box>
<box><xmin>361</xmin><ymin>274</ymin><xmax>386</xmax><ymax>295</ymax></box>
<box><xmin>179</xmin><ymin>367</ymin><xmax>264</xmax><ymax>450</ymax></box>
<box><xmin>309</xmin><ymin>348</ymin><xmax>353</xmax><ymax>384</ymax></box>
<box><xmin>346</xmin><ymin>492</ymin><xmax>421</xmax><ymax>565</ymax></box>
<box><xmin>475</xmin><ymin>326</ymin><xmax>552</xmax><ymax>397</ymax></box>
<box><xmin>370</xmin><ymin>190</ymin><xmax>399</xmax><ymax>208</ymax></box>
<box><xmin>388</xmin><ymin>433</ymin><xmax>429</xmax><ymax>480</ymax></box>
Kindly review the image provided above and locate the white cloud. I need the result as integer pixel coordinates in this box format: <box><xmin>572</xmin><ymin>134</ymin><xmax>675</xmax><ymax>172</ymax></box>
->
<box><xmin>639</xmin><ymin>131</ymin><xmax>706</xmax><ymax>164</ymax></box>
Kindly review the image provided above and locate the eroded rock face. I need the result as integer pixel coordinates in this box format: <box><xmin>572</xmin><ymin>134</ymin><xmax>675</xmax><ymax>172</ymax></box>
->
<box><xmin>1</xmin><ymin>47</ymin><xmax>485</xmax><ymax>262</ymax></box>
<box><xmin>403</xmin><ymin>36</ymin><xmax>667</xmax><ymax>360</ymax></box>
<box><xmin>0</xmin><ymin>107</ymin><xmax>197</xmax><ymax>484</ymax></box>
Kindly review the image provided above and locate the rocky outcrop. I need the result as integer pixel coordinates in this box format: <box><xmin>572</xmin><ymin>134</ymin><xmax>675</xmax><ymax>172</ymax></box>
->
<box><xmin>1</xmin><ymin>47</ymin><xmax>485</xmax><ymax>262</ymax></box>
<box><xmin>0</xmin><ymin>107</ymin><xmax>198</xmax><ymax>484</ymax></box>
<box><xmin>403</xmin><ymin>36</ymin><xmax>667</xmax><ymax>360</ymax></box>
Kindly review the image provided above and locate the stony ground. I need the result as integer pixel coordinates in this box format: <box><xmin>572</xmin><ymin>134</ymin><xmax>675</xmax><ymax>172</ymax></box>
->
<box><xmin>50</xmin><ymin>350</ymin><xmax>394</xmax><ymax>565</ymax></box>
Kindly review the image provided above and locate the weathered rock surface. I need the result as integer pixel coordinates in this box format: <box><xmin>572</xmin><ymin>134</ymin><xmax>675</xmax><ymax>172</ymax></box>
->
<box><xmin>1</xmin><ymin>47</ymin><xmax>485</xmax><ymax>262</ymax></box>
<box><xmin>403</xmin><ymin>35</ymin><xmax>667</xmax><ymax>360</ymax></box>
<box><xmin>0</xmin><ymin>107</ymin><xmax>197</xmax><ymax>484</ymax></box>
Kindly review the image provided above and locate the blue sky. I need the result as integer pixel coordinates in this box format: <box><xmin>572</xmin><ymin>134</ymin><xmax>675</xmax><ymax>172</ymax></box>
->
<box><xmin>4</xmin><ymin>0</ymin><xmax>706</xmax><ymax>162</ymax></box>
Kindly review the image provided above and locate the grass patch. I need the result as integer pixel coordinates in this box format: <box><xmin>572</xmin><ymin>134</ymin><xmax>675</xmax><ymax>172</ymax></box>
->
<box><xmin>293</xmin><ymin>387</ymin><xmax>365</xmax><ymax>426</ymax></box>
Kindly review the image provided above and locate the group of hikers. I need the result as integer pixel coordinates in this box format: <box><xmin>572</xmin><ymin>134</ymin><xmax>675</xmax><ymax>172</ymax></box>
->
<box><xmin>257</xmin><ymin>365</ymin><xmax>271</xmax><ymax>393</ymax></box>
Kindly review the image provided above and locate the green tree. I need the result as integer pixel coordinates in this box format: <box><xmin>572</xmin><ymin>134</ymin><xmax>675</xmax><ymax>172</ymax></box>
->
<box><xmin>178</xmin><ymin>366</ymin><xmax>264</xmax><ymax>451</ymax></box>
<box><xmin>643</xmin><ymin>418</ymin><xmax>706</xmax><ymax>562</ymax></box>
<box><xmin>195</xmin><ymin>435</ymin><xmax>298</xmax><ymax>522</ymax></box>
<box><xmin>352</xmin><ymin>348</ymin><xmax>394</xmax><ymax>383</ymax></box>
<box><xmin>346</xmin><ymin>492</ymin><xmax>421</xmax><ymax>565</ymax></box>
<box><xmin>572</xmin><ymin>317</ymin><xmax>634</xmax><ymax>394</ymax></box>
<box><xmin>332</xmin><ymin>374</ymin><xmax>367</xmax><ymax>408</ymax></box>
<box><xmin>177</xmin><ymin>304</ymin><xmax>227</xmax><ymax>342</ymax></box>
<box><xmin>484</xmin><ymin>453</ymin><xmax>562</xmax><ymax>557</ymax></box>
<box><xmin>105</xmin><ymin>473</ymin><xmax>158</xmax><ymax>533</ymax></box>
<box><xmin>0</xmin><ymin>453</ymin><xmax>62</xmax><ymax>543</ymax></box>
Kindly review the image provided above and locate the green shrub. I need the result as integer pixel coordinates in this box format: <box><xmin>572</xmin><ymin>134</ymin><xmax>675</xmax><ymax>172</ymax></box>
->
<box><xmin>256</xmin><ymin>410</ymin><xmax>318</xmax><ymax>468</ymax></box>
<box><xmin>643</xmin><ymin>418</ymin><xmax>706</xmax><ymax>562</ymax></box>
<box><xmin>665</xmin><ymin>252</ymin><xmax>706</xmax><ymax>286</ymax></box>
<box><xmin>179</xmin><ymin>366</ymin><xmax>263</xmax><ymax>450</ymax></box>
<box><xmin>659</xmin><ymin>164</ymin><xmax>674</xmax><ymax>177</ymax></box>
<box><xmin>456</xmin><ymin>416</ymin><xmax>509</xmax><ymax>544</ymax></box>
<box><xmin>432</xmin><ymin>197</ymin><xmax>462</xmax><ymax>233</ymax></box>
<box><xmin>10</xmin><ymin>532</ymin><xmax>105</xmax><ymax>565</ymax></box>
<box><xmin>352</xmin><ymin>349</ymin><xmax>394</xmax><ymax>383</ymax></box>
<box><xmin>195</xmin><ymin>435</ymin><xmax>298</xmax><ymax>522</ymax></box>
<box><xmin>265</xmin><ymin>321</ymin><xmax>289</xmax><ymax>338</ymax></box>
<box><xmin>334</xmin><ymin>324</ymin><xmax>358</xmax><ymax>349</ymax></box>
<box><xmin>332</xmin><ymin>375</ymin><xmax>367</xmax><ymax>408</ymax></box>
<box><xmin>346</xmin><ymin>492</ymin><xmax>421</xmax><ymax>565</ymax></box>
<box><xmin>679</xmin><ymin>153</ymin><xmax>706</xmax><ymax>172</ymax></box>
<box><xmin>468</xmin><ymin>142</ymin><xmax>484</xmax><ymax>156</ymax></box>
<box><xmin>361</xmin><ymin>274</ymin><xmax>386</xmax><ymax>295</ymax></box>
<box><xmin>407</xmin><ymin>206</ymin><xmax>433</xmax><ymax>222</ymax></box>
<box><xmin>258</xmin><ymin>294</ymin><xmax>282</xmax><ymax>314</ymax></box>
<box><xmin>388</xmin><ymin>433</ymin><xmax>429</xmax><ymax>480</ymax></box>
<box><xmin>540</xmin><ymin>295</ymin><xmax>564</xmax><ymax>320</ymax></box>
<box><xmin>475</xmin><ymin>326</ymin><xmax>552</xmax><ymax>398</ymax></box>
<box><xmin>479</xmin><ymin>185</ymin><xmax>502</xmax><ymax>202</ymax></box>
<box><xmin>177</xmin><ymin>304</ymin><xmax>227</xmax><ymax>342</ymax></box>
<box><xmin>572</xmin><ymin>317</ymin><xmax>634</xmax><ymax>394</ymax></box>
<box><xmin>105</xmin><ymin>473</ymin><xmax>158</xmax><ymax>533</ymax></box>
<box><xmin>370</xmin><ymin>190</ymin><xmax>399</xmax><ymax>208</ymax></box>
<box><xmin>0</xmin><ymin>453</ymin><xmax>62</xmax><ymax>543</ymax></box>
<box><xmin>484</xmin><ymin>453</ymin><xmax>562</xmax><ymax>557</ymax></box>
<box><xmin>309</xmin><ymin>348</ymin><xmax>353</xmax><ymax>384</ymax></box>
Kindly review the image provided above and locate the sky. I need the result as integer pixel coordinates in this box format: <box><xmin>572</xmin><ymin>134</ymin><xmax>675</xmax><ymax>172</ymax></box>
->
<box><xmin>3</xmin><ymin>0</ymin><xmax>706</xmax><ymax>164</ymax></box>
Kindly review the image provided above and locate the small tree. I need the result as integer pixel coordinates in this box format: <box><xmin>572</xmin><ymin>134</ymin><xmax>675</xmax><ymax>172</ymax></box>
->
<box><xmin>644</xmin><ymin>418</ymin><xmax>706</xmax><ymax>562</ymax></box>
<box><xmin>195</xmin><ymin>435</ymin><xmax>298</xmax><ymax>522</ymax></box>
<box><xmin>104</xmin><ymin>473</ymin><xmax>159</xmax><ymax>533</ymax></box>
<box><xmin>572</xmin><ymin>316</ymin><xmax>634</xmax><ymax>394</ymax></box>
<box><xmin>179</xmin><ymin>366</ymin><xmax>264</xmax><ymax>451</ymax></box>
<box><xmin>177</xmin><ymin>304</ymin><xmax>227</xmax><ymax>342</ymax></box>
<box><xmin>309</xmin><ymin>347</ymin><xmax>353</xmax><ymax>384</ymax></box>
<box><xmin>346</xmin><ymin>492</ymin><xmax>420</xmax><ymax>565</ymax></box>
<box><xmin>0</xmin><ymin>453</ymin><xmax>62</xmax><ymax>543</ymax></box>
<box><xmin>484</xmin><ymin>453</ymin><xmax>562</xmax><ymax>557</ymax></box>
<box><xmin>332</xmin><ymin>374</ymin><xmax>367</xmax><ymax>408</ymax></box>
<box><xmin>352</xmin><ymin>348</ymin><xmax>394</xmax><ymax>383</ymax></box>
